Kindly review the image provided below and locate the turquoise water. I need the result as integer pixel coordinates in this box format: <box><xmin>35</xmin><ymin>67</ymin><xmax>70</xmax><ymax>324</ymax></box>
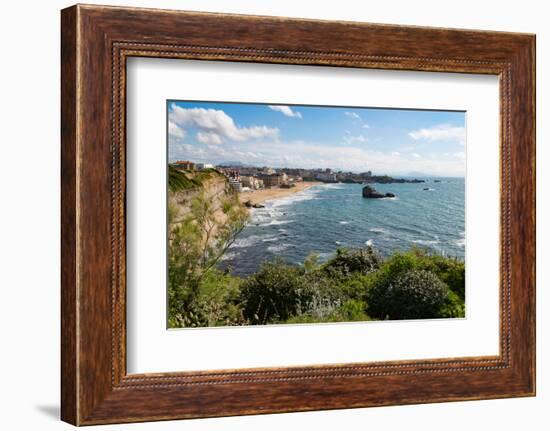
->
<box><xmin>222</xmin><ymin>178</ymin><xmax>465</xmax><ymax>276</ymax></box>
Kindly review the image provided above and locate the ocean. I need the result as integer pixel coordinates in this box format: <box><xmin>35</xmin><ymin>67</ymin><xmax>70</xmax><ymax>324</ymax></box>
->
<box><xmin>221</xmin><ymin>178</ymin><xmax>465</xmax><ymax>277</ymax></box>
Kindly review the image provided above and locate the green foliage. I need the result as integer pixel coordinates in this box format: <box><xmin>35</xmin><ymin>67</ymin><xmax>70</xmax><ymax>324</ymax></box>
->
<box><xmin>331</xmin><ymin>247</ymin><xmax>380</xmax><ymax>274</ymax></box>
<box><xmin>362</xmin><ymin>249</ymin><xmax>465</xmax><ymax>320</ymax></box>
<box><xmin>168</xmin><ymin>189</ymin><xmax>248</xmax><ymax>328</ymax></box>
<box><xmin>168</xmin><ymin>269</ymin><xmax>244</xmax><ymax>328</ymax></box>
<box><xmin>365</xmin><ymin>248</ymin><xmax>465</xmax><ymax>299</ymax></box>
<box><xmin>168</xmin><ymin>164</ymin><xmax>466</xmax><ymax>327</ymax></box>
<box><xmin>168</xmin><ymin>165</ymin><xmax>197</xmax><ymax>191</ymax></box>
<box><xmin>168</xmin><ymin>211</ymin><xmax>466</xmax><ymax>326</ymax></box>
<box><xmin>366</xmin><ymin>269</ymin><xmax>449</xmax><ymax>320</ymax></box>
<box><xmin>284</xmin><ymin>299</ymin><xmax>370</xmax><ymax>324</ymax></box>
<box><xmin>192</xmin><ymin>168</ymin><xmax>221</xmax><ymax>184</ymax></box>
<box><xmin>240</xmin><ymin>260</ymin><xmax>310</xmax><ymax>324</ymax></box>
<box><xmin>302</xmin><ymin>252</ymin><xmax>321</xmax><ymax>273</ymax></box>
<box><xmin>427</xmin><ymin>255</ymin><xmax>465</xmax><ymax>300</ymax></box>
<box><xmin>240</xmin><ymin>259</ymin><xmax>352</xmax><ymax>324</ymax></box>
<box><xmin>336</xmin><ymin>299</ymin><xmax>371</xmax><ymax>321</ymax></box>
<box><xmin>239</xmin><ymin>252</ymin><xmax>380</xmax><ymax>325</ymax></box>
<box><xmin>332</xmin><ymin>272</ymin><xmax>371</xmax><ymax>301</ymax></box>
<box><xmin>323</xmin><ymin>246</ymin><xmax>380</xmax><ymax>276</ymax></box>
<box><xmin>439</xmin><ymin>290</ymin><xmax>466</xmax><ymax>318</ymax></box>
<box><xmin>168</xmin><ymin>166</ymin><xmax>225</xmax><ymax>192</ymax></box>
<box><xmin>300</xmin><ymin>269</ymin><xmax>348</xmax><ymax>319</ymax></box>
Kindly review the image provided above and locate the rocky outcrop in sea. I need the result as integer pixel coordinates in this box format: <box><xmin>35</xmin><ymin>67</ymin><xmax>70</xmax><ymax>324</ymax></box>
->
<box><xmin>362</xmin><ymin>185</ymin><xmax>396</xmax><ymax>199</ymax></box>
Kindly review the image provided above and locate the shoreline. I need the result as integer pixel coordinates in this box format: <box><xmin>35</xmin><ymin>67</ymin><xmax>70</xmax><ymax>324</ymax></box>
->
<box><xmin>238</xmin><ymin>181</ymin><xmax>322</xmax><ymax>206</ymax></box>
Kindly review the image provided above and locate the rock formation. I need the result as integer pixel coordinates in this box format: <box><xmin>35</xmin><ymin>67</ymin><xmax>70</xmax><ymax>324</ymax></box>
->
<box><xmin>362</xmin><ymin>185</ymin><xmax>395</xmax><ymax>199</ymax></box>
<box><xmin>244</xmin><ymin>200</ymin><xmax>265</xmax><ymax>209</ymax></box>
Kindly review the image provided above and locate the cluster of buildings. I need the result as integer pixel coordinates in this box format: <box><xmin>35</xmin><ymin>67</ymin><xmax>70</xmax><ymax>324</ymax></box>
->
<box><xmin>275</xmin><ymin>167</ymin><xmax>372</xmax><ymax>183</ymax></box>
<box><xmin>224</xmin><ymin>169</ymin><xmax>291</xmax><ymax>193</ymax></box>
<box><xmin>170</xmin><ymin>160</ymin><xmax>376</xmax><ymax>193</ymax></box>
<box><xmin>172</xmin><ymin>160</ymin><xmax>214</xmax><ymax>171</ymax></box>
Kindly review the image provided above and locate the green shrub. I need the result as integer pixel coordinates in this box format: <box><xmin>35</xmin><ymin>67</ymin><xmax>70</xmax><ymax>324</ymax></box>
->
<box><xmin>366</xmin><ymin>269</ymin><xmax>450</xmax><ymax>320</ymax></box>
<box><xmin>240</xmin><ymin>260</ymin><xmax>346</xmax><ymax>324</ymax></box>
<box><xmin>391</xmin><ymin>248</ymin><xmax>465</xmax><ymax>300</ymax></box>
<box><xmin>427</xmin><ymin>256</ymin><xmax>465</xmax><ymax>300</ymax></box>
<box><xmin>168</xmin><ymin>184</ymin><xmax>247</xmax><ymax>328</ymax></box>
<box><xmin>439</xmin><ymin>290</ymin><xmax>466</xmax><ymax>318</ymax></box>
<box><xmin>284</xmin><ymin>299</ymin><xmax>370</xmax><ymax>324</ymax></box>
<box><xmin>169</xmin><ymin>235</ymin><xmax>465</xmax><ymax>326</ymax></box>
<box><xmin>168</xmin><ymin>269</ymin><xmax>244</xmax><ymax>328</ymax></box>
<box><xmin>240</xmin><ymin>260</ymin><xmax>308</xmax><ymax>324</ymax></box>
<box><xmin>366</xmin><ymin>248</ymin><xmax>465</xmax><ymax>299</ymax></box>
<box><xmin>332</xmin><ymin>299</ymin><xmax>371</xmax><ymax>321</ymax></box>
<box><xmin>333</xmin><ymin>272</ymin><xmax>371</xmax><ymax>301</ymax></box>
<box><xmin>323</xmin><ymin>247</ymin><xmax>380</xmax><ymax>276</ymax></box>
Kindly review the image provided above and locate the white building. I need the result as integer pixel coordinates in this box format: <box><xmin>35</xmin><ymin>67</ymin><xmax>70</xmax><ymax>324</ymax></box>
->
<box><xmin>315</xmin><ymin>172</ymin><xmax>337</xmax><ymax>183</ymax></box>
<box><xmin>196</xmin><ymin>163</ymin><xmax>214</xmax><ymax>170</ymax></box>
<box><xmin>228</xmin><ymin>177</ymin><xmax>243</xmax><ymax>192</ymax></box>
<box><xmin>241</xmin><ymin>176</ymin><xmax>264</xmax><ymax>190</ymax></box>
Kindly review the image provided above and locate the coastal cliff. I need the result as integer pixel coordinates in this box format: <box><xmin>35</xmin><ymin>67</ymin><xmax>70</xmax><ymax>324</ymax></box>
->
<box><xmin>168</xmin><ymin>168</ymin><xmax>236</xmax><ymax>223</ymax></box>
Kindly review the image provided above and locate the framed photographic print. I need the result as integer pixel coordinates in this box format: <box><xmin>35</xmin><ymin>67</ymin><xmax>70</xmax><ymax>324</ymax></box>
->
<box><xmin>61</xmin><ymin>4</ymin><xmax>535</xmax><ymax>425</ymax></box>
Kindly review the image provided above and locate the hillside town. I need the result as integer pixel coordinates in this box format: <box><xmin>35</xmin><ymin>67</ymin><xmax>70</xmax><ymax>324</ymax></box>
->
<box><xmin>170</xmin><ymin>160</ymin><xmax>381</xmax><ymax>193</ymax></box>
<box><xmin>171</xmin><ymin>160</ymin><xmax>424</xmax><ymax>194</ymax></box>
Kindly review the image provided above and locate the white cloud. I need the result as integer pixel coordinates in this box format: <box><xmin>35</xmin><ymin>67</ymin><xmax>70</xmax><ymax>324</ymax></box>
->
<box><xmin>196</xmin><ymin>131</ymin><xmax>223</xmax><ymax>145</ymax></box>
<box><xmin>343</xmin><ymin>135</ymin><xmax>368</xmax><ymax>144</ymax></box>
<box><xmin>408</xmin><ymin>123</ymin><xmax>466</xmax><ymax>145</ymax></box>
<box><xmin>345</xmin><ymin>111</ymin><xmax>371</xmax><ymax>129</ymax></box>
<box><xmin>344</xmin><ymin>111</ymin><xmax>361</xmax><ymax>120</ymax></box>
<box><xmin>452</xmin><ymin>151</ymin><xmax>466</xmax><ymax>160</ymax></box>
<box><xmin>168</xmin><ymin>121</ymin><xmax>185</xmax><ymax>139</ymax></box>
<box><xmin>168</xmin><ymin>107</ymin><xmax>464</xmax><ymax>176</ymax></box>
<box><xmin>169</xmin><ymin>104</ymin><xmax>279</xmax><ymax>143</ymax></box>
<box><xmin>169</xmin><ymin>138</ymin><xmax>465</xmax><ymax>177</ymax></box>
<box><xmin>268</xmin><ymin>105</ymin><xmax>302</xmax><ymax>118</ymax></box>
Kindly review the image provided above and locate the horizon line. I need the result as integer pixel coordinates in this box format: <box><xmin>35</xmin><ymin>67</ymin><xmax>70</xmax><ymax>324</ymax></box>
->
<box><xmin>168</xmin><ymin>161</ymin><xmax>464</xmax><ymax>178</ymax></box>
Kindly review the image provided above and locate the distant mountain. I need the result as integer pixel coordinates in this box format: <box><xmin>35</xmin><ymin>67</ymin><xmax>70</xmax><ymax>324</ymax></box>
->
<box><xmin>406</xmin><ymin>171</ymin><xmax>434</xmax><ymax>178</ymax></box>
<box><xmin>218</xmin><ymin>161</ymin><xmax>247</xmax><ymax>167</ymax></box>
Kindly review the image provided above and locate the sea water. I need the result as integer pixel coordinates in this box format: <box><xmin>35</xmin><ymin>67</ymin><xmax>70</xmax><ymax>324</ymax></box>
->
<box><xmin>221</xmin><ymin>178</ymin><xmax>465</xmax><ymax>276</ymax></box>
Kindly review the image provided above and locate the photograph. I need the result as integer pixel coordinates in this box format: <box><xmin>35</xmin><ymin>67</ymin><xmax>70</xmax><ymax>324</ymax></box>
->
<box><xmin>167</xmin><ymin>101</ymin><xmax>466</xmax><ymax>328</ymax></box>
<box><xmin>52</xmin><ymin>3</ymin><xmax>536</xmax><ymax>426</ymax></box>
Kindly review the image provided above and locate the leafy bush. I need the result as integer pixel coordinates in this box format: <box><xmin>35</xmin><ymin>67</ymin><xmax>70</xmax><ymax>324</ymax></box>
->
<box><xmin>439</xmin><ymin>290</ymin><xmax>466</xmax><ymax>318</ymax></box>
<box><xmin>333</xmin><ymin>272</ymin><xmax>371</xmax><ymax>301</ymax></box>
<box><xmin>382</xmin><ymin>248</ymin><xmax>465</xmax><ymax>300</ymax></box>
<box><xmin>366</xmin><ymin>269</ymin><xmax>450</xmax><ymax>320</ymax></box>
<box><xmin>169</xmin><ymin>223</ymin><xmax>465</xmax><ymax>325</ymax></box>
<box><xmin>240</xmin><ymin>260</ymin><xmax>308</xmax><ymax>324</ymax></box>
<box><xmin>426</xmin><ymin>256</ymin><xmax>465</xmax><ymax>300</ymax></box>
<box><xmin>336</xmin><ymin>299</ymin><xmax>371</xmax><ymax>321</ymax></box>
<box><xmin>284</xmin><ymin>299</ymin><xmax>370</xmax><ymax>324</ymax></box>
<box><xmin>240</xmin><ymin>260</ymin><xmax>346</xmax><ymax>324</ymax></box>
<box><xmin>168</xmin><ymin>269</ymin><xmax>244</xmax><ymax>328</ymax></box>
<box><xmin>323</xmin><ymin>247</ymin><xmax>380</xmax><ymax>276</ymax></box>
<box><xmin>300</xmin><ymin>270</ymin><xmax>347</xmax><ymax>319</ymax></box>
<box><xmin>168</xmin><ymin>189</ymin><xmax>247</xmax><ymax>328</ymax></box>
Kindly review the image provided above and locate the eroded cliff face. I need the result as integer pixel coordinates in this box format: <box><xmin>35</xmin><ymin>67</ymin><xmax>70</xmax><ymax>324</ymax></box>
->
<box><xmin>168</xmin><ymin>171</ymin><xmax>235</xmax><ymax>223</ymax></box>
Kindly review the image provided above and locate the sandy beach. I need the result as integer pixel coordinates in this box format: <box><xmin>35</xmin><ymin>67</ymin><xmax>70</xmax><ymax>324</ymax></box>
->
<box><xmin>238</xmin><ymin>181</ymin><xmax>322</xmax><ymax>206</ymax></box>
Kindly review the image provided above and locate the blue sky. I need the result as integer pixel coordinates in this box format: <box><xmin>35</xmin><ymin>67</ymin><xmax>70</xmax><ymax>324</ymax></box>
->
<box><xmin>168</xmin><ymin>101</ymin><xmax>466</xmax><ymax>176</ymax></box>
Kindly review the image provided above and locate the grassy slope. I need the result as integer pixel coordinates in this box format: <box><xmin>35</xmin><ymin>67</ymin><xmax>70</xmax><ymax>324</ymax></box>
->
<box><xmin>168</xmin><ymin>166</ymin><xmax>226</xmax><ymax>192</ymax></box>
